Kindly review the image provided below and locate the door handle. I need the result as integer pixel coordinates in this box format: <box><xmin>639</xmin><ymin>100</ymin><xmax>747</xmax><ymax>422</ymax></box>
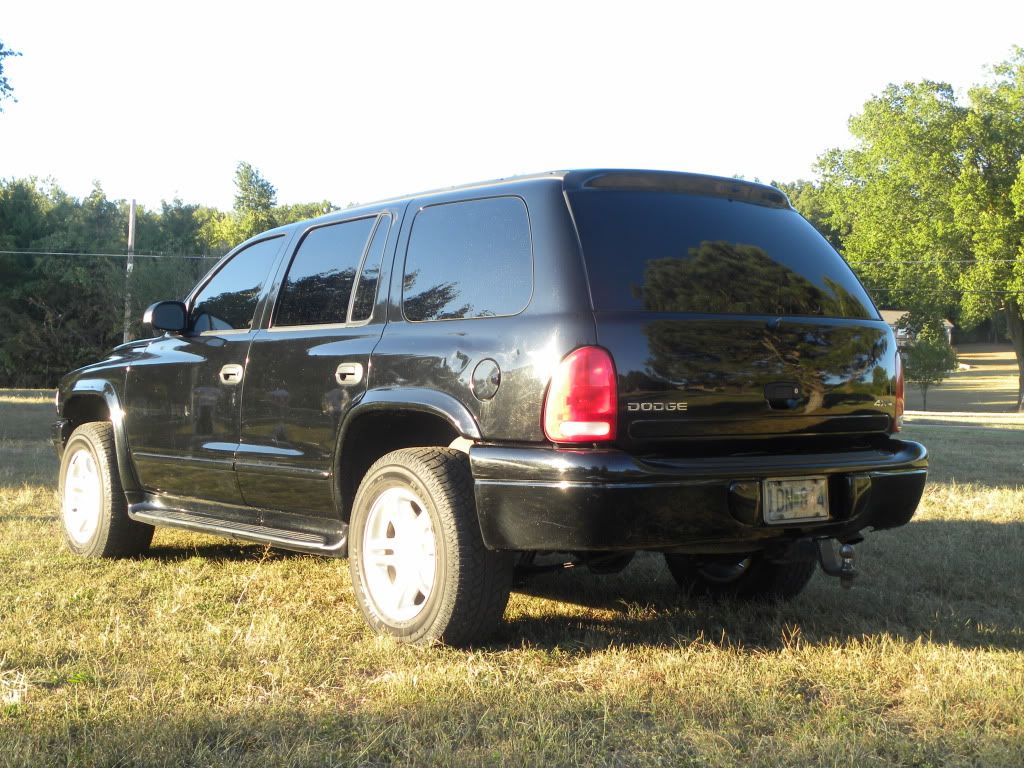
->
<box><xmin>335</xmin><ymin>362</ymin><xmax>364</xmax><ymax>386</ymax></box>
<box><xmin>219</xmin><ymin>364</ymin><xmax>244</xmax><ymax>385</ymax></box>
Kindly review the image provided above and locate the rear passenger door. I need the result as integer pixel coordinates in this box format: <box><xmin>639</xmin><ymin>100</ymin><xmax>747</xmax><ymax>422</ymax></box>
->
<box><xmin>237</xmin><ymin>212</ymin><xmax>397</xmax><ymax>516</ymax></box>
<box><xmin>370</xmin><ymin>194</ymin><xmax>545</xmax><ymax>441</ymax></box>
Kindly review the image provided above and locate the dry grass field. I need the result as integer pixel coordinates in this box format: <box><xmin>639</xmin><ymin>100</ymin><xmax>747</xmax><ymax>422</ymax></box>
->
<box><xmin>904</xmin><ymin>344</ymin><xmax>1019</xmax><ymax>412</ymax></box>
<box><xmin>1</xmin><ymin>390</ymin><xmax>1022</xmax><ymax>767</ymax></box>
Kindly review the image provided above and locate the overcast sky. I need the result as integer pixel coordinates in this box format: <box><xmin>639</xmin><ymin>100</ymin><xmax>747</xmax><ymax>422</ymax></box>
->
<box><xmin>2</xmin><ymin>1</ymin><xmax>1022</xmax><ymax>211</ymax></box>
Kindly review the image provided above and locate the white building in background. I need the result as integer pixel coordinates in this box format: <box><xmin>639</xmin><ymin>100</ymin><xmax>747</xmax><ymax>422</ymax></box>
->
<box><xmin>879</xmin><ymin>310</ymin><xmax>955</xmax><ymax>347</ymax></box>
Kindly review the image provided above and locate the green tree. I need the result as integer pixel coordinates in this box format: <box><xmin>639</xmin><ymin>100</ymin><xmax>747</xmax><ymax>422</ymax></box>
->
<box><xmin>275</xmin><ymin>200</ymin><xmax>336</xmax><ymax>224</ymax></box>
<box><xmin>0</xmin><ymin>178</ymin><xmax>51</xmax><ymax>248</ymax></box>
<box><xmin>0</xmin><ymin>39</ymin><xmax>20</xmax><ymax>111</ymax></box>
<box><xmin>950</xmin><ymin>48</ymin><xmax>1024</xmax><ymax>408</ymax></box>
<box><xmin>772</xmin><ymin>179</ymin><xmax>845</xmax><ymax>250</ymax></box>
<box><xmin>232</xmin><ymin>161</ymin><xmax>277</xmax><ymax>241</ymax></box>
<box><xmin>818</xmin><ymin>81</ymin><xmax>966</xmax><ymax>323</ymax></box>
<box><xmin>818</xmin><ymin>52</ymin><xmax>1024</xmax><ymax>410</ymax></box>
<box><xmin>154</xmin><ymin>199</ymin><xmax>206</xmax><ymax>255</ymax></box>
<box><xmin>903</xmin><ymin>323</ymin><xmax>958</xmax><ymax>410</ymax></box>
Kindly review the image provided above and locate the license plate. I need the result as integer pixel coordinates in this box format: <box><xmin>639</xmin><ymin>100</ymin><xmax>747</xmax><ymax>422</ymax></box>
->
<box><xmin>763</xmin><ymin>476</ymin><xmax>829</xmax><ymax>525</ymax></box>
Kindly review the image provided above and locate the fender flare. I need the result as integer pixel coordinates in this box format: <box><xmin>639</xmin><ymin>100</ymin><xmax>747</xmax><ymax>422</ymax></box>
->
<box><xmin>62</xmin><ymin>379</ymin><xmax>142</xmax><ymax>496</ymax></box>
<box><xmin>331</xmin><ymin>387</ymin><xmax>482</xmax><ymax>517</ymax></box>
<box><xmin>340</xmin><ymin>387</ymin><xmax>482</xmax><ymax>443</ymax></box>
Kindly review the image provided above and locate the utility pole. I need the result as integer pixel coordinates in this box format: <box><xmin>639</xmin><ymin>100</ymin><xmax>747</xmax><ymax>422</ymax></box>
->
<box><xmin>122</xmin><ymin>199</ymin><xmax>136</xmax><ymax>344</ymax></box>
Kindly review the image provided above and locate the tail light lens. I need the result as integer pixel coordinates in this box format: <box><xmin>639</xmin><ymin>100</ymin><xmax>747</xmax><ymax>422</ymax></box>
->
<box><xmin>893</xmin><ymin>351</ymin><xmax>905</xmax><ymax>432</ymax></box>
<box><xmin>543</xmin><ymin>346</ymin><xmax>617</xmax><ymax>443</ymax></box>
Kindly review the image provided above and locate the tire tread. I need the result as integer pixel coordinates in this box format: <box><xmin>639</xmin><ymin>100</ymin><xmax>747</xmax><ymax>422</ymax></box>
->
<box><xmin>60</xmin><ymin>422</ymin><xmax>153</xmax><ymax>558</ymax></box>
<box><xmin>351</xmin><ymin>447</ymin><xmax>512</xmax><ymax>646</ymax></box>
<box><xmin>665</xmin><ymin>551</ymin><xmax>816</xmax><ymax>601</ymax></box>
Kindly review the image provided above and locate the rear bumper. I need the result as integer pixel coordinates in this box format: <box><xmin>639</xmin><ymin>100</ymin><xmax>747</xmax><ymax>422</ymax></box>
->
<box><xmin>470</xmin><ymin>439</ymin><xmax>927</xmax><ymax>553</ymax></box>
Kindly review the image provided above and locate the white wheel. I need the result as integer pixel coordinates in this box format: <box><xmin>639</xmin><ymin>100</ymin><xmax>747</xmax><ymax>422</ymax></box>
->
<box><xmin>349</xmin><ymin>447</ymin><xmax>513</xmax><ymax>646</ymax></box>
<box><xmin>58</xmin><ymin>422</ymin><xmax>153</xmax><ymax>557</ymax></box>
<box><xmin>361</xmin><ymin>486</ymin><xmax>437</xmax><ymax>623</ymax></box>
<box><xmin>62</xmin><ymin>447</ymin><xmax>103</xmax><ymax>545</ymax></box>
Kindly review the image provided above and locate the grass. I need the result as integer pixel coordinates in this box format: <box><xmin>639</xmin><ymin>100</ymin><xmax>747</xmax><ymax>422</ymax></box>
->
<box><xmin>1</xmin><ymin>391</ymin><xmax>1022</xmax><ymax>766</ymax></box>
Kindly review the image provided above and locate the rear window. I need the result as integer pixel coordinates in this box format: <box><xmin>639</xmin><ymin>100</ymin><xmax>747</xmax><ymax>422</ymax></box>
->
<box><xmin>568</xmin><ymin>189</ymin><xmax>876</xmax><ymax>319</ymax></box>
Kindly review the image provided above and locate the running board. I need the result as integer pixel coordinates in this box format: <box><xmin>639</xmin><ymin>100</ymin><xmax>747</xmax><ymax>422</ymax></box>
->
<box><xmin>129</xmin><ymin>503</ymin><xmax>348</xmax><ymax>556</ymax></box>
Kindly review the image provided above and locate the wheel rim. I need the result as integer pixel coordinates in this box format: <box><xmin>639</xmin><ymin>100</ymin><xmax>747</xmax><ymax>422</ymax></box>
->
<box><xmin>699</xmin><ymin>557</ymin><xmax>753</xmax><ymax>584</ymax></box>
<box><xmin>361</xmin><ymin>486</ymin><xmax>437</xmax><ymax>623</ymax></box>
<box><xmin>63</xmin><ymin>447</ymin><xmax>102</xmax><ymax>545</ymax></box>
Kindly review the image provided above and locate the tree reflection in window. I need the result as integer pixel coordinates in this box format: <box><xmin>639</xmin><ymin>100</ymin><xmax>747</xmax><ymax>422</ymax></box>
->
<box><xmin>275</xmin><ymin>217</ymin><xmax>376</xmax><ymax>327</ymax></box>
<box><xmin>636</xmin><ymin>241</ymin><xmax>871</xmax><ymax>318</ymax></box>
<box><xmin>191</xmin><ymin>236</ymin><xmax>283</xmax><ymax>331</ymax></box>
<box><xmin>403</xmin><ymin>197</ymin><xmax>531</xmax><ymax>322</ymax></box>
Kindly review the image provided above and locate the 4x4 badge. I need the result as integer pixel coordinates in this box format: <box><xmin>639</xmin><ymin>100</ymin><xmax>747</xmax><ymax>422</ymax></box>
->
<box><xmin>627</xmin><ymin>401</ymin><xmax>688</xmax><ymax>412</ymax></box>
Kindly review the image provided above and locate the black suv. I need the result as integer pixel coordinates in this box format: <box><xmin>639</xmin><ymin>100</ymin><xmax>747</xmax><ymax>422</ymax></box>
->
<box><xmin>53</xmin><ymin>170</ymin><xmax>927</xmax><ymax>645</ymax></box>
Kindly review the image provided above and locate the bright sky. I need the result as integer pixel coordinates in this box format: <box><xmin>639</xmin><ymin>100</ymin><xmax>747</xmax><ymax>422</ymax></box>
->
<box><xmin>2</xmin><ymin>1</ymin><xmax>1022</xmax><ymax>211</ymax></box>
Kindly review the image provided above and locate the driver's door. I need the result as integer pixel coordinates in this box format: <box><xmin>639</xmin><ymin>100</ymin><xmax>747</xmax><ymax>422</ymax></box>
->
<box><xmin>124</xmin><ymin>235</ymin><xmax>287</xmax><ymax>504</ymax></box>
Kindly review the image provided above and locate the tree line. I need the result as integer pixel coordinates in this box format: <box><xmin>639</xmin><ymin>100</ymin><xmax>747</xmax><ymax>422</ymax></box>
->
<box><xmin>0</xmin><ymin>163</ymin><xmax>337</xmax><ymax>386</ymax></box>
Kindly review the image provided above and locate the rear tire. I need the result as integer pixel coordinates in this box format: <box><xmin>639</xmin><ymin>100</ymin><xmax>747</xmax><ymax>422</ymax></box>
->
<box><xmin>59</xmin><ymin>422</ymin><xmax>154</xmax><ymax>558</ymax></box>
<box><xmin>348</xmin><ymin>447</ymin><xmax>513</xmax><ymax>646</ymax></box>
<box><xmin>664</xmin><ymin>551</ymin><xmax>816</xmax><ymax>601</ymax></box>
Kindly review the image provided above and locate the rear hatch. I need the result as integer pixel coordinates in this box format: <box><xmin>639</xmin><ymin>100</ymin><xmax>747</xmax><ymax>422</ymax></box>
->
<box><xmin>565</xmin><ymin>171</ymin><xmax>898</xmax><ymax>450</ymax></box>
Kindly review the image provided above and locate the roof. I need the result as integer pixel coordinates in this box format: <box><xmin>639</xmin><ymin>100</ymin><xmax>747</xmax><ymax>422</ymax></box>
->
<box><xmin>247</xmin><ymin>169</ymin><xmax>794</xmax><ymax>249</ymax></box>
<box><xmin>301</xmin><ymin>169</ymin><xmax>792</xmax><ymax>227</ymax></box>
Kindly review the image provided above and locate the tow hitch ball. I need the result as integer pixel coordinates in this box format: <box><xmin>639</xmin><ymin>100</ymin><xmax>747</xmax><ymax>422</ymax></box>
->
<box><xmin>816</xmin><ymin>539</ymin><xmax>857</xmax><ymax>589</ymax></box>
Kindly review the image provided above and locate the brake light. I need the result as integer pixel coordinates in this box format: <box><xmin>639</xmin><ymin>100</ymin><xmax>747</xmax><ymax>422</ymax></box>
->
<box><xmin>893</xmin><ymin>351</ymin><xmax>905</xmax><ymax>432</ymax></box>
<box><xmin>543</xmin><ymin>346</ymin><xmax>617</xmax><ymax>443</ymax></box>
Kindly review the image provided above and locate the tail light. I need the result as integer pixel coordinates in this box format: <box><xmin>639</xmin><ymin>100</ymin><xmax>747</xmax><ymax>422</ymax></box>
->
<box><xmin>543</xmin><ymin>346</ymin><xmax>617</xmax><ymax>443</ymax></box>
<box><xmin>893</xmin><ymin>351</ymin><xmax>905</xmax><ymax>432</ymax></box>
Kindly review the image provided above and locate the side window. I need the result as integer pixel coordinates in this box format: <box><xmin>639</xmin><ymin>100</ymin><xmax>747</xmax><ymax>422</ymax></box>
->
<box><xmin>192</xmin><ymin>236</ymin><xmax>283</xmax><ymax>332</ymax></box>
<box><xmin>350</xmin><ymin>214</ymin><xmax>392</xmax><ymax>322</ymax></box>
<box><xmin>403</xmin><ymin>197</ymin><xmax>532</xmax><ymax>322</ymax></box>
<box><xmin>274</xmin><ymin>217</ymin><xmax>377</xmax><ymax>327</ymax></box>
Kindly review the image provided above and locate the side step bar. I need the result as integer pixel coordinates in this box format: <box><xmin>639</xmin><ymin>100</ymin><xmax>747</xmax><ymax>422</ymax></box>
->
<box><xmin>129</xmin><ymin>503</ymin><xmax>348</xmax><ymax>556</ymax></box>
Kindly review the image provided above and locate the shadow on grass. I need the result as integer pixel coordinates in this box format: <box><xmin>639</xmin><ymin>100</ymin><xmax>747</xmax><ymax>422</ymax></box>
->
<box><xmin>146</xmin><ymin>541</ymin><xmax>312</xmax><ymax>563</ymax></box>
<box><xmin>500</xmin><ymin>519</ymin><xmax>1024</xmax><ymax>653</ymax></box>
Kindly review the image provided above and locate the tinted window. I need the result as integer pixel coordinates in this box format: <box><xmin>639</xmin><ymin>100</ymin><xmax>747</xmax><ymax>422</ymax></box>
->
<box><xmin>403</xmin><ymin>197</ymin><xmax>532</xmax><ymax>322</ymax></box>
<box><xmin>275</xmin><ymin>217</ymin><xmax>376</xmax><ymax>326</ymax></box>
<box><xmin>192</xmin><ymin>236</ymin><xmax>283</xmax><ymax>332</ymax></box>
<box><xmin>569</xmin><ymin>190</ymin><xmax>876</xmax><ymax>319</ymax></box>
<box><xmin>351</xmin><ymin>215</ymin><xmax>391</xmax><ymax>322</ymax></box>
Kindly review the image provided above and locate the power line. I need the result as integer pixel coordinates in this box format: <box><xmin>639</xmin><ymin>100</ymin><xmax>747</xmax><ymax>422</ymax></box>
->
<box><xmin>850</xmin><ymin>259</ymin><xmax>1022</xmax><ymax>264</ymax></box>
<box><xmin>0</xmin><ymin>249</ymin><xmax>220</xmax><ymax>260</ymax></box>
<box><xmin>865</xmin><ymin>288</ymin><xmax>1020</xmax><ymax>294</ymax></box>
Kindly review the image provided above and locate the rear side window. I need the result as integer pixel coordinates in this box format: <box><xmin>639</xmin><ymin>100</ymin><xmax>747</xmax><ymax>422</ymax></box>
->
<box><xmin>568</xmin><ymin>190</ymin><xmax>876</xmax><ymax>319</ymax></box>
<box><xmin>403</xmin><ymin>196</ymin><xmax>532</xmax><ymax>322</ymax></box>
<box><xmin>192</xmin><ymin>236</ymin><xmax>284</xmax><ymax>332</ymax></box>
<box><xmin>275</xmin><ymin>217</ymin><xmax>377</xmax><ymax>326</ymax></box>
<box><xmin>351</xmin><ymin>215</ymin><xmax>392</xmax><ymax>322</ymax></box>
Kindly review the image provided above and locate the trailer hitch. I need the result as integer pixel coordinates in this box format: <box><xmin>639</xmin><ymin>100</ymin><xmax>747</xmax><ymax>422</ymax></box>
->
<box><xmin>816</xmin><ymin>539</ymin><xmax>857</xmax><ymax>589</ymax></box>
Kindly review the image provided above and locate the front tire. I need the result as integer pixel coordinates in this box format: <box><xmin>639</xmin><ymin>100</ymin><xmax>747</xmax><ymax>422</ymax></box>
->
<box><xmin>59</xmin><ymin>422</ymin><xmax>154</xmax><ymax>557</ymax></box>
<box><xmin>348</xmin><ymin>448</ymin><xmax>513</xmax><ymax>646</ymax></box>
<box><xmin>664</xmin><ymin>551</ymin><xmax>816</xmax><ymax>601</ymax></box>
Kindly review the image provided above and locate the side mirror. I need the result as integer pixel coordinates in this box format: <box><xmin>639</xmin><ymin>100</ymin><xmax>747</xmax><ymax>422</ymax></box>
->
<box><xmin>143</xmin><ymin>301</ymin><xmax>188</xmax><ymax>333</ymax></box>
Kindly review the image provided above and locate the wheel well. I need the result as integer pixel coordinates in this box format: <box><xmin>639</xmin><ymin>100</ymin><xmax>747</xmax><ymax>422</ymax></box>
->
<box><xmin>63</xmin><ymin>395</ymin><xmax>110</xmax><ymax>436</ymax></box>
<box><xmin>338</xmin><ymin>410</ymin><xmax>461</xmax><ymax>522</ymax></box>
